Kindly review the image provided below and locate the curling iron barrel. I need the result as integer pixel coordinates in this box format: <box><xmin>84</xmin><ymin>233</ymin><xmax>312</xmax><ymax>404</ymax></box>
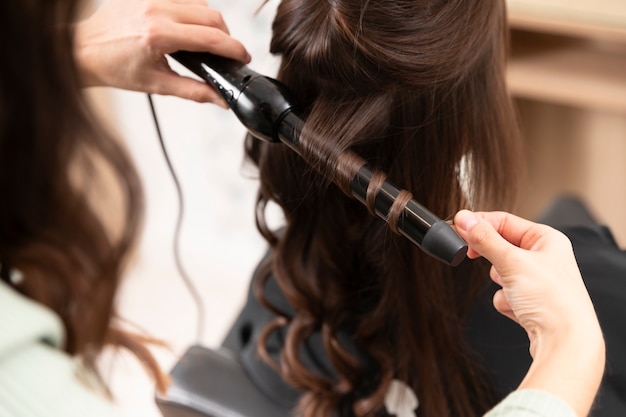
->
<box><xmin>170</xmin><ymin>51</ymin><xmax>468</xmax><ymax>266</ymax></box>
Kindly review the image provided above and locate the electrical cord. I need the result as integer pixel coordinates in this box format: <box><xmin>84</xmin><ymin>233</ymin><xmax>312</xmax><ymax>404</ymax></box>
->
<box><xmin>147</xmin><ymin>94</ymin><xmax>205</xmax><ymax>343</ymax></box>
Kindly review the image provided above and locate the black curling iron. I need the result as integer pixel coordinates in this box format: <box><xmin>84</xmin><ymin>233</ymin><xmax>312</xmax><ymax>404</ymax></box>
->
<box><xmin>170</xmin><ymin>51</ymin><xmax>468</xmax><ymax>266</ymax></box>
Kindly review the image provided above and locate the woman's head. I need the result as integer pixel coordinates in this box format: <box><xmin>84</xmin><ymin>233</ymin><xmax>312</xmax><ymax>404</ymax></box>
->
<box><xmin>247</xmin><ymin>0</ymin><xmax>520</xmax><ymax>416</ymax></box>
<box><xmin>0</xmin><ymin>0</ymin><xmax>163</xmax><ymax>390</ymax></box>
<box><xmin>265</xmin><ymin>0</ymin><xmax>518</xmax><ymax>208</ymax></box>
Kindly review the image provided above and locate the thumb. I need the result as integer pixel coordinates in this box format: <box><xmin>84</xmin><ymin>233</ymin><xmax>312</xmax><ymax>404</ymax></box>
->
<box><xmin>454</xmin><ymin>210</ymin><xmax>515</xmax><ymax>266</ymax></box>
<box><xmin>151</xmin><ymin>70</ymin><xmax>229</xmax><ymax>106</ymax></box>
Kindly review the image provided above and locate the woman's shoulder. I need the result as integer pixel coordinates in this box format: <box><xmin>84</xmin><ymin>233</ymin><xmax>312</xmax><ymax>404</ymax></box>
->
<box><xmin>0</xmin><ymin>282</ymin><xmax>122</xmax><ymax>417</ymax></box>
<box><xmin>0</xmin><ymin>280</ymin><xmax>64</xmax><ymax>356</ymax></box>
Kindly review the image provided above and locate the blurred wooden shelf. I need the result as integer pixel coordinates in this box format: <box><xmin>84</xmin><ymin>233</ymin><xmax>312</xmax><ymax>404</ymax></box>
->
<box><xmin>506</xmin><ymin>0</ymin><xmax>626</xmax><ymax>113</ymax></box>
<box><xmin>505</xmin><ymin>0</ymin><xmax>626</xmax><ymax>246</ymax></box>
<box><xmin>507</xmin><ymin>34</ymin><xmax>626</xmax><ymax>113</ymax></box>
<box><xmin>507</xmin><ymin>0</ymin><xmax>626</xmax><ymax>43</ymax></box>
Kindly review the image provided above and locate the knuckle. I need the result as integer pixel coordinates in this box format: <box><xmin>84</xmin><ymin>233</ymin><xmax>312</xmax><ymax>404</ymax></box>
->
<box><xmin>500</xmin><ymin>246</ymin><xmax>522</xmax><ymax>264</ymax></box>
<box><xmin>142</xmin><ymin>22</ymin><xmax>163</xmax><ymax>47</ymax></box>
<box><xmin>148</xmin><ymin>80</ymin><xmax>168</xmax><ymax>96</ymax></box>
<box><xmin>141</xmin><ymin>1</ymin><xmax>160</xmax><ymax>18</ymax></box>
<box><xmin>210</xmin><ymin>10</ymin><xmax>225</xmax><ymax>26</ymax></box>
<box><xmin>553</xmin><ymin>230</ymin><xmax>571</xmax><ymax>245</ymax></box>
<box><xmin>204</xmin><ymin>29</ymin><xmax>224</xmax><ymax>45</ymax></box>
<box><xmin>471</xmin><ymin>224</ymin><xmax>492</xmax><ymax>248</ymax></box>
<box><xmin>189</xmin><ymin>89</ymin><xmax>206</xmax><ymax>103</ymax></box>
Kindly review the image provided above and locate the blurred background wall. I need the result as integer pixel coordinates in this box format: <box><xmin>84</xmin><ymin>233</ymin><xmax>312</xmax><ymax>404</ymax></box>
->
<box><xmin>85</xmin><ymin>0</ymin><xmax>626</xmax><ymax>416</ymax></box>
<box><xmin>89</xmin><ymin>1</ymin><xmax>281</xmax><ymax>415</ymax></box>
<box><xmin>507</xmin><ymin>0</ymin><xmax>626</xmax><ymax>245</ymax></box>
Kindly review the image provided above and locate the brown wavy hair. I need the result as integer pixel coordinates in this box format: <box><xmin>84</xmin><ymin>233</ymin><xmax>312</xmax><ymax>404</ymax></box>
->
<box><xmin>0</xmin><ymin>1</ymin><xmax>165</xmax><ymax>392</ymax></box>
<box><xmin>245</xmin><ymin>0</ymin><xmax>521</xmax><ymax>416</ymax></box>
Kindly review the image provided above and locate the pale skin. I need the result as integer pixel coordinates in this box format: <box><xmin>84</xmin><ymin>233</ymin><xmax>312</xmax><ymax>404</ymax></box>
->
<box><xmin>455</xmin><ymin>210</ymin><xmax>605</xmax><ymax>417</ymax></box>
<box><xmin>73</xmin><ymin>0</ymin><xmax>251</xmax><ymax>107</ymax></box>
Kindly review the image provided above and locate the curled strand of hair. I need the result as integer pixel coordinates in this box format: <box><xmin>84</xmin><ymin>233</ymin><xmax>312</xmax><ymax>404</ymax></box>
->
<box><xmin>353</xmin><ymin>367</ymin><xmax>394</xmax><ymax>417</ymax></box>
<box><xmin>255</xmin><ymin>193</ymin><xmax>280</xmax><ymax>247</ymax></box>
<box><xmin>106</xmin><ymin>327</ymin><xmax>170</xmax><ymax>394</ymax></box>
<box><xmin>253</xmin><ymin>262</ymin><xmax>290</xmax><ymax>319</ymax></box>
<box><xmin>387</xmin><ymin>189</ymin><xmax>413</xmax><ymax>234</ymax></box>
<box><xmin>281</xmin><ymin>316</ymin><xmax>334</xmax><ymax>391</ymax></box>
<box><xmin>300</xmin><ymin>129</ymin><xmax>419</xmax><ymax>237</ymax></box>
<box><xmin>257</xmin><ymin>316</ymin><xmax>289</xmax><ymax>373</ymax></box>
<box><xmin>365</xmin><ymin>170</ymin><xmax>386</xmax><ymax>217</ymax></box>
<box><xmin>334</xmin><ymin>150</ymin><xmax>367</xmax><ymax>195</ymax></box>
<box><xmin>321</xmin><ymin>323</ymin><xmax>357</xmax><ymax>395</ymax></box>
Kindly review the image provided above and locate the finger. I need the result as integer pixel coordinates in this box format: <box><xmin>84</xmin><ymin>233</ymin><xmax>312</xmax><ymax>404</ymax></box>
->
<box><xmin>171</xmin><ymin>0</ymin><xmax>208</xmax><ymax>5</ymax></box>
<box><xmin>490</xmin><ymin>265</ymin><xmax>503</xmax><ymax>286</ymax></box>
<box><xmin>149</xmin><ymin>70</ymin><xmax>228</xmax><ymax>106</ymax></box>
<box><xmin>454</xmin><ymin>210</ymin><xmax>518</xmax><ymax>265</ymax></box>
<box><xmin>493</xmin><ymin>290</ymin><xmax>517</xmax><ymax>323</ymax></box>
<box><xmin>450</xmin><ymin>223</ymin><xmax>481</xmax><ymax>259</ymax></box>
<box><xmin>167</xmin><ymin>4</ymin><xmax>230</xmax><ymax>34</ymax></box>
<box><xmin>157</xmin><ymin>21</ymin><xmax>251</xmax><ymax>62</ymax></box>
<box><xmin>473</xmin><ymin>211</ymin><xmax>554</xmax><ymax>251</ymax></box>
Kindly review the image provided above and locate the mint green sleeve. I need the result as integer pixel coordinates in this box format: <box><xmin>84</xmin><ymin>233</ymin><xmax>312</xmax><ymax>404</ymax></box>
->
<box><xmin>0</xmin><ymin>282</ymin><xmax>124</xmax><ymax>417</ymax></box>
<box><xmin>0</xmin><ymin>343</ymin><xmax>124</xmax><ymax>417</ymax></box>
<box><xmin>485</xmin><ymin>390</ymin><xmax>576</xmax><ymax>417</ymax></box>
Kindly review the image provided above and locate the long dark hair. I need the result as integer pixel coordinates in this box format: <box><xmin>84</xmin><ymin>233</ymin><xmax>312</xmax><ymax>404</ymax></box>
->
<box><xmin>245</xmin><ymin>0</ymin><xmax>520</xmax><ymax>416</ymax></box>
<box><xmin>0</xmin><ymin>1</ymin><xmax>164</xmax><ymax>391</ymax></box>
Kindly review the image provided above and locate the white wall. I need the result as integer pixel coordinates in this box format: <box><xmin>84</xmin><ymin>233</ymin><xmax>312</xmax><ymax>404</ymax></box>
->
<box><xmin>97</xmin><ymin>1</ymin><xmax>282</xmax><ymax>415</ymax></box>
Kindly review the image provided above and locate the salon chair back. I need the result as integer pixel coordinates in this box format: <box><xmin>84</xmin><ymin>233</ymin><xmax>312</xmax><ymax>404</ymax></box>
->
<box><xmin>156</xmin><ymin>345</ymin><xmax>291</xmax><ymax>417</ymax></box>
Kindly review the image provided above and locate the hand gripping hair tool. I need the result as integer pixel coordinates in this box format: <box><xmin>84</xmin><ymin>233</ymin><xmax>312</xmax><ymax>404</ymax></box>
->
<box><xmin>170</xmin><ymin>51</ymin><xmax>468</xmax><ymax>266</ymax></box>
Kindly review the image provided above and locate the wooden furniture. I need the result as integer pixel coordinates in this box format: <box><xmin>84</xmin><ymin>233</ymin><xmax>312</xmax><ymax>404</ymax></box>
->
<box><xmin>506</xmin><ymin>0</ymin><xmax>626</xmax><ymax>245</ymax></box>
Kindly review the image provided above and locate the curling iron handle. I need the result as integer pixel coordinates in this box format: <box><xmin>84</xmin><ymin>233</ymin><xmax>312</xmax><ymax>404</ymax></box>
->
<box><xmin>171</xmin><ymin>50</ymin><xmax>294</xmax><ymax>144</ymax></box>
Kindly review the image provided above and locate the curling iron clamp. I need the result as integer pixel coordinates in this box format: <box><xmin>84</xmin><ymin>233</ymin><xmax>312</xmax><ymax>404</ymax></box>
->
<box><xmin>170</xmin><ymin>51</ymin><xmax>468</xmax><ymax>266</ymax></box>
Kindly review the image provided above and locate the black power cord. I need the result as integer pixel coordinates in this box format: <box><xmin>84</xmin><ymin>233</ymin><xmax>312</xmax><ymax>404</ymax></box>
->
<box><xmin>147</xmin><ymin>94</ymin><xmax>205</xmax><ymax>343</ymax></box>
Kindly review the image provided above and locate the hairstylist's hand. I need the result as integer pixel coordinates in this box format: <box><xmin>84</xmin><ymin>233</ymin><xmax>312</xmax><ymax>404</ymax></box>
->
<box><xmin>74</xmin><ymin>0</ymin><xmax>251</xmax><ymax>106</ymax></box>
<box><xmin>454</xmin><ymin>210</ymin><xmax>604</xmax><ymax>417</ymax></box>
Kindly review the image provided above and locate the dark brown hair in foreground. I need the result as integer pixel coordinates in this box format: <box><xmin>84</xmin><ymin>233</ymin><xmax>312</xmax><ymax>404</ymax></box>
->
<box><xmin>246</xmin><ymin>0</ymin><xmax>521</xmax><ymax>416</ymax></box>
<box><xmin>0</xmin><ymin>0</ymin><xmax>165</xmax><ymax>391</ymax></box>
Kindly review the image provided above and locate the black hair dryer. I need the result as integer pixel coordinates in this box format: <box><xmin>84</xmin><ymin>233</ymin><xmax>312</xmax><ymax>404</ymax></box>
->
<box><xmin>170</xmin><ymin>51</ymin><xmax>468</xmax><ymax>266</ymax></box>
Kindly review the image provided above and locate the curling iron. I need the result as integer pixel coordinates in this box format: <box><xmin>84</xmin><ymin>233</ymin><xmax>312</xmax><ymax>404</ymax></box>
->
<box><xmin>170</xmin><ymin>51</ymin><xmax>468</xmax><ymax>266</ymax></box>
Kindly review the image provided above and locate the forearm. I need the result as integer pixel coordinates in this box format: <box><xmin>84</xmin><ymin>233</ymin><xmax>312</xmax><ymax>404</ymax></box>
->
<box><xmin>519</xmin><ymin>323</ymin><xmax>605</xmax><ymax>417</ymax></box>
<box><xmin>72</xmin><ymin>21</ymin><xmax>104</xmax><ymax>88</ymax></box>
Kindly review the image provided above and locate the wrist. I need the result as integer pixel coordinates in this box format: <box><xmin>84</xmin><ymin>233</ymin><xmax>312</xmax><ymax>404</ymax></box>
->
<box><xmin>520</xmin><ymin>319</ymin><xmax>605</xmax><ymax>417</ymax></box>
<box><xmin>72</xmin><ymin>21</ymin><xmax>103</xmax><ymax>88</ymax></box>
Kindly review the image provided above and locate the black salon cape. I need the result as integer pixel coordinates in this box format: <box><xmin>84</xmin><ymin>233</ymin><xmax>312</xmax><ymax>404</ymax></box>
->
<box><xmin>223</xmin><ymin>225</ymin><xmax>626</xmax><ymax>416</ymax></box>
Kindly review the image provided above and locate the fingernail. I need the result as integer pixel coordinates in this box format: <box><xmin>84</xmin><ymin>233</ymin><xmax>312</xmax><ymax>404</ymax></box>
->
<box><xmin>456</xmin><ymin>210</ymin><xmax>478</xmax><ymax>232</ymax></box>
